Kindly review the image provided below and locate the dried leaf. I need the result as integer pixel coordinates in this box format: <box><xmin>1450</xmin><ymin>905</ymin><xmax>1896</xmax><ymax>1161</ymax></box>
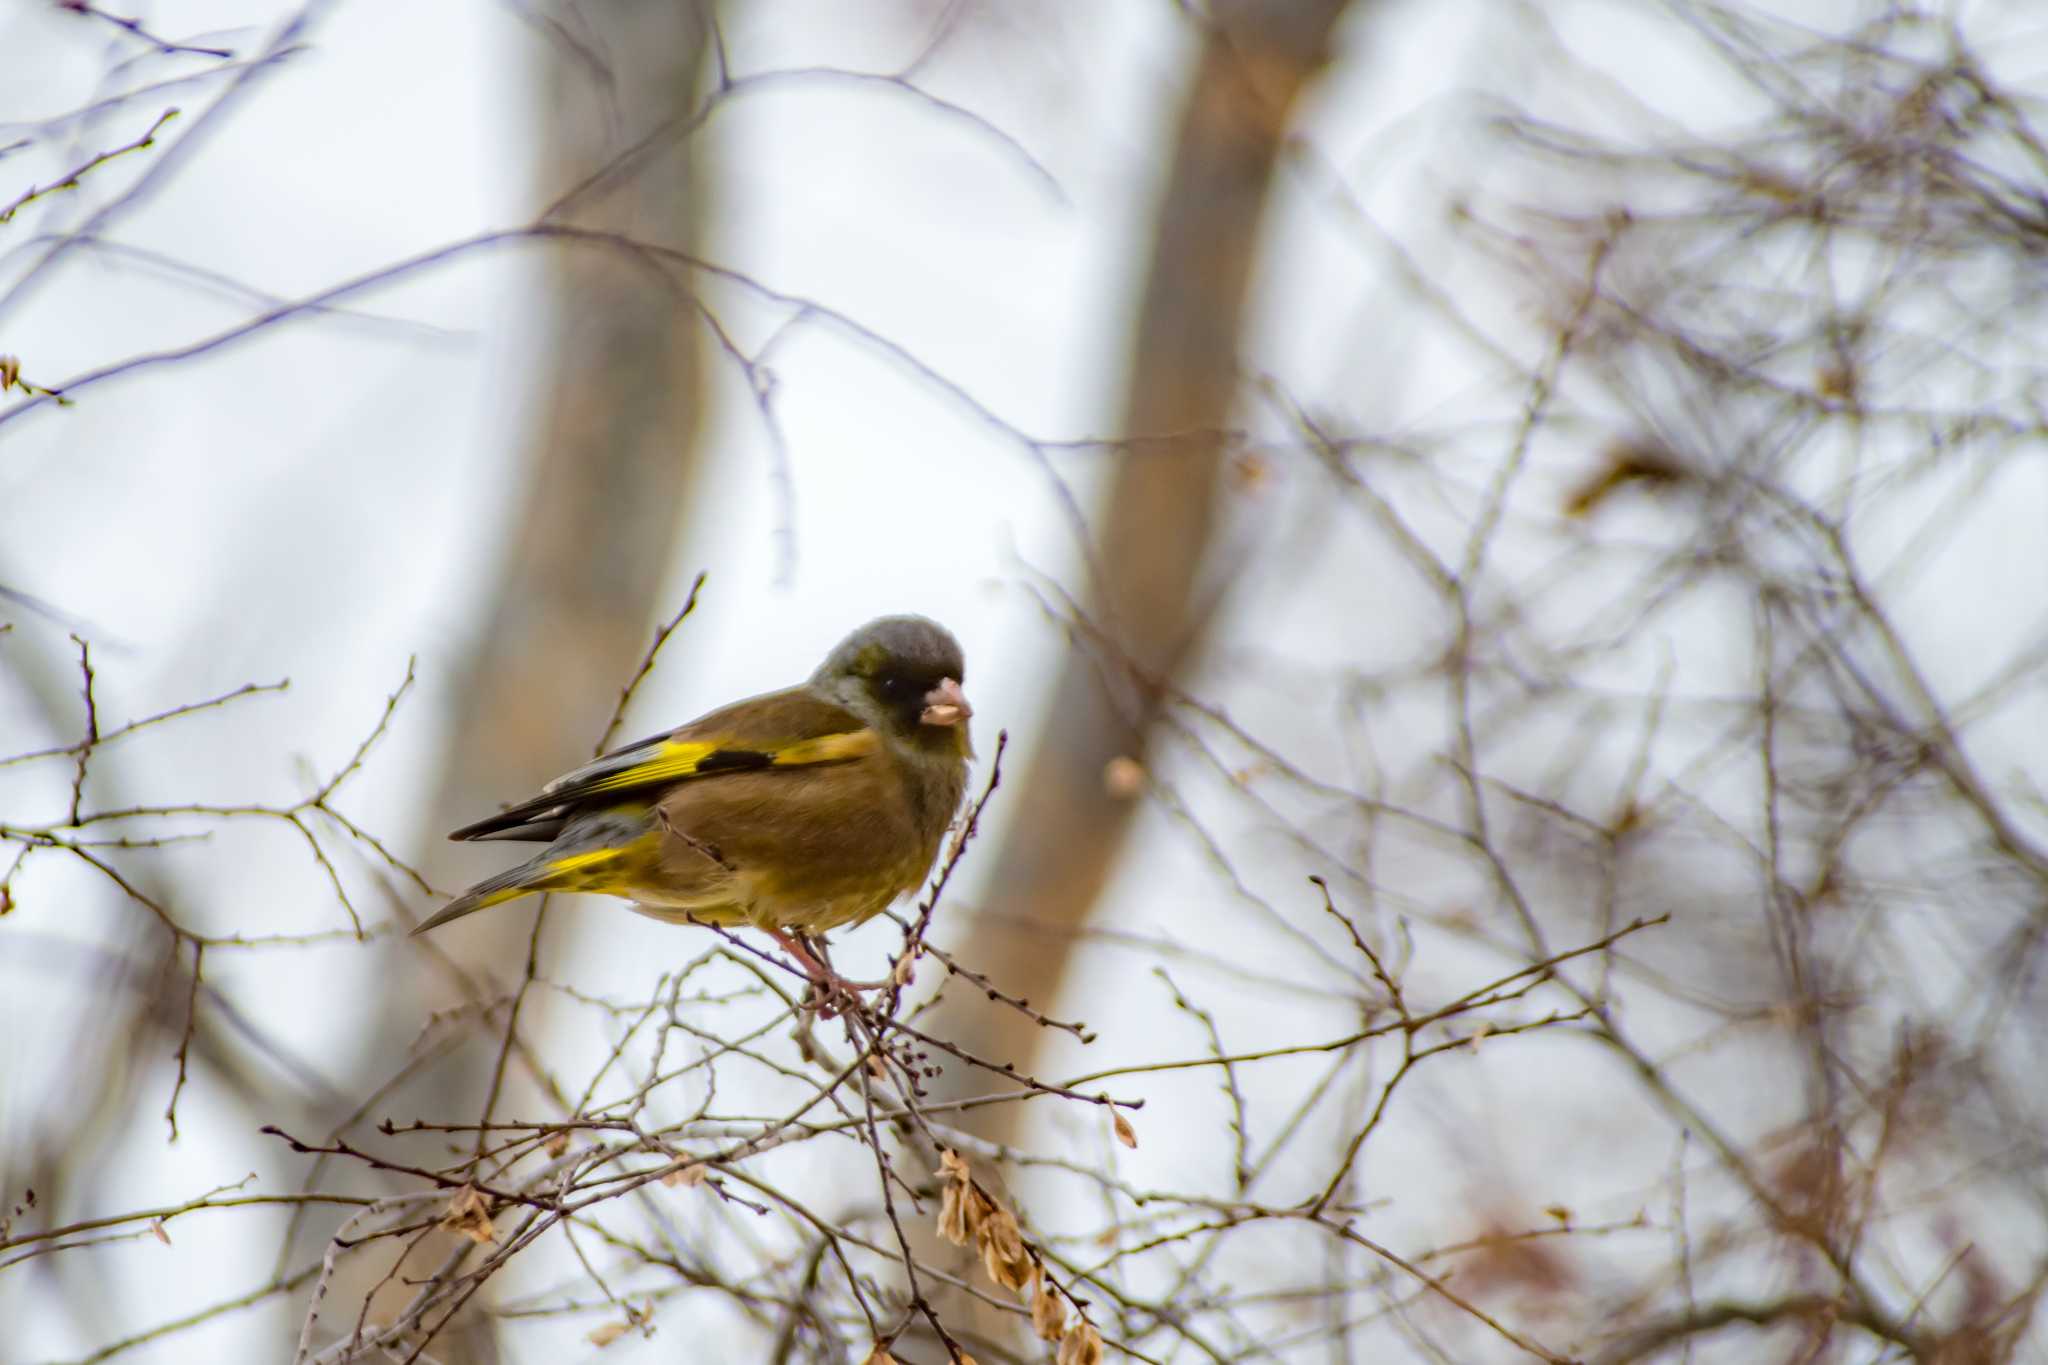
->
<box><xmin>860</xmin><ymin>1345</ymin><xmax>898</xmax><ymax>1365</ymax></box>
<box><xmin>1057</xmin><ymin>1322</ymin><xmax>1104</xmax><ymax>1365</ymax></box>
<box><xmin>586</xmin><ymin>1320</ymin><xmax>630</xmax><ymax>1347</ymax></box>
<box><xmin>978</xmin><ymin>1236</ymin><xmax>1032</xmax><ymax>1293</ymax></box>
<box><xmin>967</xmin><ymin>1185</ymin><xmax>1000</xmax><ymax>1239</ymax></box>
<box><xmin>891</xmin><ymin>952</ymin><xmax>917</xmax><ymax>988</ymax></box>
<box><xmin>439</xmin><ymin>1185</ymin><xmax>495</xmax><ymax>1245</ymax></box>
<box><xmin>938</xmin><ymin>1179</ymin><xmax>969</xmax><ymax>1246</ymax></box>
<box><xmin>936</xmin><ymin>1149</ymin><xmax>977</xmax><ymax>1246</ymax></box>
<box><xmin>978</xmin><ymin>1207</ymin><xmax>1035</xmax><ymax>1292</ymax></box>
<box><xmin>148</xmin><ymin>1218</ymin><xmax>171</xmax><ymax>1246</ymax></box>
<box><xmin>1563</xmin><ymin>439</ymin><xmax>1688</xmax><ymax>517</ymax></box>
<box><xmin>545</xmin><ymin>1129</ymin><xmax>570</xmax><ymax>1159</ymax></box>
<box><xmin>661</xmin><ymin>1162</ymin><xmax>707</xmax><ymax>1189</ymax></box>
<box><xmin>1111</xmin><ymin>1111</ymin><xmax>1137</xmax><ymax>1149</ymax></box>
<box><xmin>1544</xmin><ymin>1204</ymin><xmax>1572</xmax><ymax>1224</ymax></box>
<box><xmin>1031</xmin><ymin>1282</ymin><xmax>1068</xmax><ymax>1341</ymax></box>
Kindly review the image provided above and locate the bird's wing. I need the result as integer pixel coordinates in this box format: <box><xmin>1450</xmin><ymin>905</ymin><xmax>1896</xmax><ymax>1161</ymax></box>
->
<box><xmin>448</xmin><ymin>686</ymin><xmax>878</xmax><ymax>841</ymax></box>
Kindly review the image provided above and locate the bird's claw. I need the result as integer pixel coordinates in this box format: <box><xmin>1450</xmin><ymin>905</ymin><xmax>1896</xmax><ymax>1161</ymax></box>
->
<box><xmin>770</xmin><ymin>929</ymin><xmax>888</xmax><ymax>1017</ymax></box>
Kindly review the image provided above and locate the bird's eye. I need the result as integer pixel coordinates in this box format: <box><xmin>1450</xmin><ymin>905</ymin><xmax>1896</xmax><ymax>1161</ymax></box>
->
<box><xmin>878</xmin><ymin>673</ymin><xmax>911</xmax><ymax>698</ymax></box>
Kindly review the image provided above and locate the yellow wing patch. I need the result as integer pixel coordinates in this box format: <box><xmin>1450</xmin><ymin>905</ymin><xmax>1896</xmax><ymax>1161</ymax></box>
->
<box><xmin>582</xmin><ymin>740</ymin><xmax>725</xmax><ymax>793</ymax></box>
<box><xmin>765</xmin><ymin>729</ymin><xmax>880</xmax><ymax>766</ymax></box>
<box><xmin>580</xmin><ymin>729</ymin><xmax>877</xmax><ymax>796</ymax></box>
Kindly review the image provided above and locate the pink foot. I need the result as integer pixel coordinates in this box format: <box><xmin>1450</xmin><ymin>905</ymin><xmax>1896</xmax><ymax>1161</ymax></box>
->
<box><xmin>768</xmin><ymin>930</ymin><xmax>888</xmax><ymax>1014</ymax></box>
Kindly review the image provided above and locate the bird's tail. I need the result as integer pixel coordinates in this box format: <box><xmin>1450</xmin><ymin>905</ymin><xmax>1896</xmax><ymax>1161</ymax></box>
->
<box><xmin>412</xmin><ymin>837</ymin><xmax>651</xmax><ymax>936</ymax></box>
<box><xmin>411</xmin><ymin>862</ymin><xmax>548</xmax><ymax>936</ymax></box>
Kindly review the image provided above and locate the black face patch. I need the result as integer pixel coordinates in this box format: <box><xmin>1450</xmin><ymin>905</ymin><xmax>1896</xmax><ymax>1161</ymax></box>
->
<box><xmin>875</xmin><ymin>671</ymin><xmax>923</xmax><ymax>703</ymax></box>
<box><xmin>868</xmin><ymin>665</ymin><xmax>939</xmax><ymax>731</ymax></box>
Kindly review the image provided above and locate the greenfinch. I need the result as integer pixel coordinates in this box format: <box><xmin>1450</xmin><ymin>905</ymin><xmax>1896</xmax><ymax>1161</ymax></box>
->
<box><xmin>413</xmin><ymin>616</ymin><xmax>973</xmax><ymax>988</ymax></box>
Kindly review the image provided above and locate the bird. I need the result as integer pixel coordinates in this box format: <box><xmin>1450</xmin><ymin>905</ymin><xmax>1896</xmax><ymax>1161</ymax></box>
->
<box><xmin>412</xmin><ymin>615</ymin><xmax>973</xmax><ymax>997</ymax></box>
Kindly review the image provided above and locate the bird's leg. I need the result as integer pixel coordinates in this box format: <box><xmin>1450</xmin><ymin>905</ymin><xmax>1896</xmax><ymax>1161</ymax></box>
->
<box><xmin>767</xmin><ymin>929</ymin><xmax>890</xmax><ymax>1014</ymax></box>
<box><xmin>768</xmin><ymin>927</ymin><xmax>833</xmax><ymax>985</ymax></box>
<box><xmin>769</xmin><ymin>929</ymin><xmax>853</xmax><ymax>1016</ymax></box>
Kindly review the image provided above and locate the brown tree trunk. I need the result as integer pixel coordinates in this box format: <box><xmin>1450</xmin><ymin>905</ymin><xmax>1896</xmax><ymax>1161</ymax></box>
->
<box><xmin>909</xmin><ymin>6</ymin><xmax>1357</xmax><ymax>1357</ymax></box>
<box><xmin>945</xmin><ymin>0</ymin><xmax>1357</xmax><ymax>1101</ymax></box>
<box><xmin>343</xmin><ymin>5</ymin><xmax>715</xmax><ymax>1353</ymax></box>
<box><xmin>426</xmin><ymin>5</ymin><xmax>712</xmax><ymax>856</ymax></box>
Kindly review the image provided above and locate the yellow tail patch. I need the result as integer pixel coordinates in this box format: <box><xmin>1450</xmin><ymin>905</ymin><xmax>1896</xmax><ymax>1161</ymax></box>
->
<box><xmin>534</xmin><ymin>839</ymin><xmax>657</xmax><ymax>895</ymax></box>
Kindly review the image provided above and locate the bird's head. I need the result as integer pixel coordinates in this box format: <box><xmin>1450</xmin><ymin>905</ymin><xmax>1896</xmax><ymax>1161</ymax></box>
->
<box><xmin>812</xmin><ymin>615</ymin><xmax>972</xmax><ymax>753</ymax></box>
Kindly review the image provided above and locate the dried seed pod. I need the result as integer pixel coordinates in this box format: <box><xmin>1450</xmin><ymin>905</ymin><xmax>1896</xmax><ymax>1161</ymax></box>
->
<box><xmin>978</xmin><ymin>1208</ymin><xmax>1035</xmax><ymax>1292</ymax></box>
<box><xmin>1057</xmin><ymin>1323</ymin><xmax>1104</xmax><ymax>1365</ymax></box>
<box><xmin>1031</xmin><ymin>1282</ymin><xmax>1068</xmax><ymax>1341</ymax></box>
<box><xmin>937</xmin><ymin>1149</ymin><xmax>976</xmax><ymax>1246</ymax></box>
<box><xmin>439</xmin><ymin>1185</ymin><xmax>495</xmax><ymax>1245</ymax></box>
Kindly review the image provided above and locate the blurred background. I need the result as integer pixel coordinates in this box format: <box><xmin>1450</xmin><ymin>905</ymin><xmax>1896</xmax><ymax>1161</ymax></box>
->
<box><xmin>4</xmin><ymin>0</ymin><xmax>2048</xmax><ymax>1361</ymax></box>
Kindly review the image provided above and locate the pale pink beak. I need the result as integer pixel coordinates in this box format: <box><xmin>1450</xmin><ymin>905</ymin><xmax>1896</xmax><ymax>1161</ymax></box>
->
<box><xmin>920</xmin><ymin>677</ymin><xmax>971</xmax><ymax>727</ymax></box>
